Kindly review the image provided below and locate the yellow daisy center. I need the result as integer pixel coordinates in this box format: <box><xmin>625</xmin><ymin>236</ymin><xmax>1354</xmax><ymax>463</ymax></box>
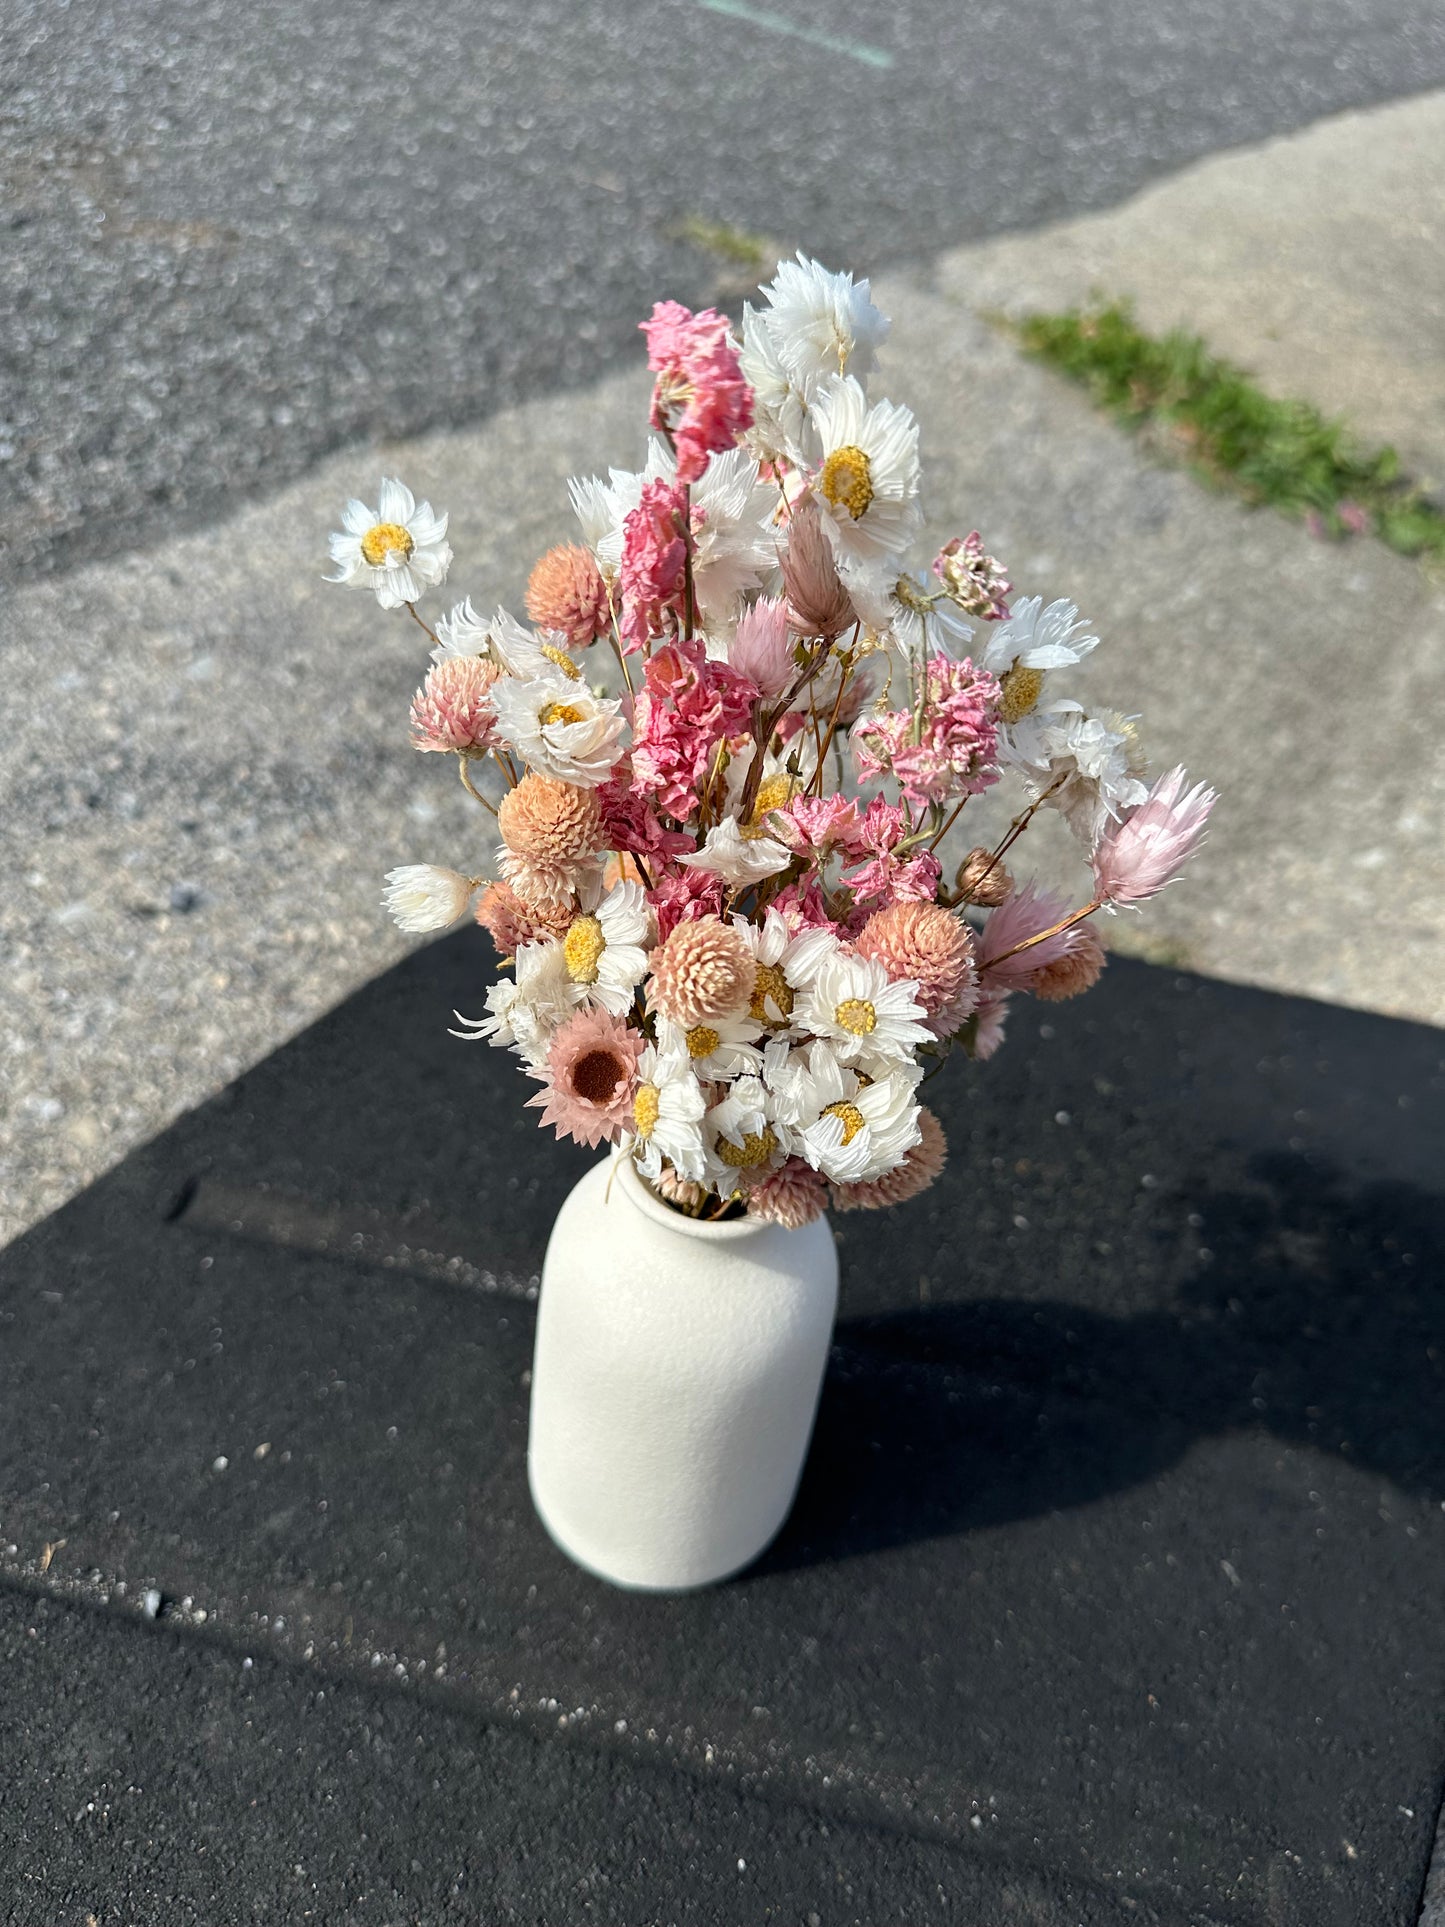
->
<box><xmin>540</xmin><ymin>644</ymin><xmax>581</xmax><ymax>679</ymax></box>
<box><xmin>819</xmin><ymin>443</ymin><xmax>874</xmax><ymax>521</ymax></box>
<box><xmin>685</xmin><ymin>1024</ymin><xmax>721</xmax><ymax>1060</ymax></box>
<box><xmin>834</xmin><ymin>997</ymin><xmax>877</xmax><ymax>1036</ymax></box>
<box><xmin>749</xmin><ymin>962</ymin><xmax>794</xmax><ymax>1028</ymax></box>
<box><xmin>743</xmin><ymin>772</ymin><xmax>800</xmax><ymax>839</ymax></box>
<box><xmin>540</xmin><ymin>701</ymin><xmax>587</xmax><ymax>728</ymax></box>
<box><xmin>359</xmin><ymin>521</ymin><xmax>414</xmax><ymax>567</ymax></box>
<box><xmin>633</xmin><ymin>1083</ymin><xmax>661</xmax><ymax>1138</ymax></box>
<box><xmin>563</xmin><ymin>914</ymin><xmax>606</xmax><ymax>983</ymax></box>
<box><xmin>821</xmin><ymin>1099</ymin><xmax>867</xmax><ymax>1145</ymax></box>
<box><xmin>998</xmin><ymin>662</ymin><xmax>1046</xmax><ymax>724</ymax></box>
<box><xmin>715</xmin><ymin>1125</ymin><xmax>777</xmax><ymax>1170</ymax></box>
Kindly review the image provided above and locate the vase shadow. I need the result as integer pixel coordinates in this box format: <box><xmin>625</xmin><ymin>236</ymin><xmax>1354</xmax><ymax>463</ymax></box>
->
<box><xmin>760</xmin><ymin>1148</ymin><xmax>1445</xmax><ymax>1572</ymax></box>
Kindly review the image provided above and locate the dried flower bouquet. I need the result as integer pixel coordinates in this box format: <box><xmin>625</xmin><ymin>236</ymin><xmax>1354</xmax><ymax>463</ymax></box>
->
<box><xmin>328</xmin><ymin>258</ymin><xmax>1216</xmax><ymax>1228</ymax></box>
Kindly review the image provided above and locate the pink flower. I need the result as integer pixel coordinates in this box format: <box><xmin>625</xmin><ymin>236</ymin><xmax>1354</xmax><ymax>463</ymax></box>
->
<box><xmin>965</xmin><ymin>987</ymin><xmax>1011</xmax><ymax>1061</ymax></box>
<box><xmin>774</xmin><ymin>791</ymin><xmax>864</xmax><ymax>862</ymax></box>
<box><xmin>630</xmin><ymin>636</ymin><xmax>758</xmax><ymax>820</ymax></box>
<box><xmin>976</xmin><ymin>881</ymin><xmax>1076</xmax><ymax>988</ymax></box>
<box><xmin>837</xmin><ymin>795</ymin><xmax>940</xmax><ymax>917</ymax></box>
<box><xmin>641</xmin><ymin>301</ymin><xmax>754</xmax><ymax>485</ymax></box>
<box><xmin>853</xmin><ymin>655</ymin><xmax>1001</xmax><ymax>809</ymax></box>
<box><xmin>749</xmin><ymin>1157</ymin><xmax>828</xmax><ymax>1229</ymax></box>
<box><xmin>933</xmin><ymin>532</ymin><xmax>1011</xmax><ymax>621</ymax></box>
<box><xmin>728</xmin><ymin>597</ymin><xmax>794</xmax><ymax>699</ymax></box>
<box><xmin>768</xmin><ymin>877</ymin><xmax>836</xmax><ymax>932</ymax></box>
<box><xmin>647</xmin><ymin>866</ymin><xmax>725</xmax><ymax>940</ymax></box>
<box><xmin>1091</xmin><ymin>766</ymin><xmax>1217</xmax><ymax>906</ymax></box>
<box><xmin>618</xmin><ymin>478</ymin><xmax>689</xmax><ymax>651</ymax></box>
<box><xmin>409</xmin><ymin>656</ymin><xmax>501</xmax><ymax>754</ymax></box>
<box><xmin>527</xmin><ymin>1007</ymin><xmax>643</xmax><ymax>1149</ymax></box>
<box><xmin>597</xmin><ymin>767</ymin><xmax>696</xmax><ymax>866</ymax></box>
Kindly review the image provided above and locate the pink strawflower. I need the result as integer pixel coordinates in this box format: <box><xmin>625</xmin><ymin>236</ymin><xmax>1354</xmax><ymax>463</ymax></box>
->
<box><xmin>1092</xmin><ymin>766</ymin><xmax>1217</xmax><ymax>906</ymax></box>
<box><xmin>855</xmin><ymin>900</ymin><xmax>978</xmax><ymax>1037</ymax></box>
<box><xmin>647</xmin><ymin>866</ymin><xmax>725</xmax><ymax>941</ymax></box>
<box><xmin>475</xmin><ymin>879</ymin><xmax>571</xmax><ymax>956</ymax></box>
<box><xmin>749</xmin><ymin>1157</ymin><xmax>828</xmax><ymax>1229</ymax></box>
<box><xmin>1030</xmin><ymin>923</ymin><xmax>1106</xmax><ymax>1001</ymax></box>
<box><xmin>831</xmin><ymin>1108</ymin><xmax>947</xmax><ymax>1212</ymax></box>
<box><xmin>409</xmin><ymin>656</ymin><xmax>502</xmax><ymax>754</ymax></box>
<box><xmin>618</xmin><ymin>478</ymin><xmax>689</xmax><ymax>651</ymax></box>
<box><xmin>526</xmin><ymin>542</ymin><xmax>612</xmax><ymax>648</ymax></box>
<box><xmin>853</xmin><ymin>655</ymin><xmax>1001</xmax><ymax>809</ymax></box>
<box><xmin>648</xmin><ymin>914</ymin><xmax>755</xmax><ymax>1025</ymax></box>
<box><xmin>630</xmin><ymin>637</ymin><xmax>757</xmax><ymax>820</ymax></box>
<box><xmin>976</xmin><ymin>881</ymin><xmax>1076</xmax><ymax>989</ymax></box>
<box><xmin>527</xmin><ymin>1007</ymin><xmax>643</xmax><ymax>1149</ymax></box>
<box><xmin>933</xmin><ymin>532</ymin><xmax>1011</xmax><ymax>621</ymax></box>
<box><xmin>497</xmin><ymin>771</ymin><xmax>603</xmax><ymax>865</ymax></box>
<box><xmin>728</xmin><ymin>597</ymin><xmax>794</xmax><ymax>699</ymax></box>
<box><xmin>641</xmin><ymin>301</ymin><xmax>754</xmax><ymax>485</ymax></box>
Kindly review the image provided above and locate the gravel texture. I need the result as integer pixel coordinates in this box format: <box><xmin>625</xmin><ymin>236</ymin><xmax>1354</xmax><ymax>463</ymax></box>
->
<box><xmin>4</xmin><ymin>0</ymin><xmax>1445</xmax><ymax>580</ymax></box>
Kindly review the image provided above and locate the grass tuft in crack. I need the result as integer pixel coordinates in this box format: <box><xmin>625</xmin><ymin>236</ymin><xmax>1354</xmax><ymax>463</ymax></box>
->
<box><xmin>1016</xmin><ymin>300</ymin><xmax>1445</xmax><ymax>562</ymax></box>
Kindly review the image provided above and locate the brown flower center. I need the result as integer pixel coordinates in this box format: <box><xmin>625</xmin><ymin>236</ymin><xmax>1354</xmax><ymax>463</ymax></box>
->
<box><xmin>834</xmin><ymin>997</ymin><xmax>877</xmax><ymax>1036</ymax></box>
<box><xmin>563</xmin><ymin>914</ymin><xmax>606</xmax><ymax>983</ymax></box>
<box><xmin>997</xmin><ymin>662</ymin><xmax>1045</xmax><ymax>724</ymax></box>
<box><xmin>359</xmin><ymin>521</ymin><xmax>414</xmax><ymax>567</ymax></box>
<box><xmin>540</xmin><ymin>701</ymin><xmax>588</xmax><ymax>728</ymax></box>
<box><xmin>749</xmin><ymin>962</ymin><xmax>794</xmax><ymax>1028</ymax></box>
<box><xmin>572</xmin><ymin>1048</ymin><xmax>624</xmax><ymax>1106</ymax></box>
<box><xmin>685</xmin><ymin>1024</ymin><xmax>721</xmax><ymax>1060</ymax></box>
<box><xmin>714</xmin><ymin>1125</ymin><xmax>778</xmax><ymax>1170</ymax></box>
<box><xmin>821</xmin><ymin>1099</ymin><xmax>867</xmax><ymax>1145</ymax></box>
<box><xmin>819</xmin><ymin>444</ymin><xmax>874</xmax><ymax>521</ymax></box>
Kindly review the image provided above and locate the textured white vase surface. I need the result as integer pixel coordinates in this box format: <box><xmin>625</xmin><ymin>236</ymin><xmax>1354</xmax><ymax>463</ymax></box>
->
<box><xmin>528</xmin><ymin>1155</ymin><xmax>839</xmax><ymax>1591</ymax></box>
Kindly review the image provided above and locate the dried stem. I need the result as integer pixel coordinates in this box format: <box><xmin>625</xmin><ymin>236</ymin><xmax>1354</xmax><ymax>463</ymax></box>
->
<box><xmin>982</xmin><ymin>896</ymin><xmax>1103</xmax><ymax>969</ymax></box>
<box><xmin>405</xmin><ymin>602</ymin><xmax>440</xmax><ymax>647</ymax></box>
<box><xmin>457</xmin><ymin>755</ymin><xmax>498</xmax><ymax>816</ymax></box>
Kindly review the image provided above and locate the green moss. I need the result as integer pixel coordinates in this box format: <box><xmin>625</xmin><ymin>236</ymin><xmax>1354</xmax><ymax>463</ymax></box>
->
<box><xmin>671</xmin><ymin>216</ymin><xmax>773</xmax><ymax>276</ymax></box>
<box><xmin>1015</xmin><ymin>300</ymin><xmax>1445</xmax><ymax>562</ymax></box>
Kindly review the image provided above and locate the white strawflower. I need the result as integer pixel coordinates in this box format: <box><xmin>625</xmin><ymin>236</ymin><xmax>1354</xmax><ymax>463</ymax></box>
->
<box><xmin>569</xmin><ymin>439</ymin><xmax>673</xmax><ymax>580</ymax></box>
<box><xmin>680</xmin><ymin>815</ymin><xmax>793</xmax><ymax>888</ymax></box>
<box><xmin>794</xmin><ymin>948</ymin><xmax>931</xmax><ymax>1067</ymax></box>
<box><xmin>810</xmin><ymin>377</ymin><xmax>922</xmax><ymax>578</ymax></box>
<box><xmin>558</xmin><ymin>879</ymin><xmax>654</xmax><ymax>1017</ymax></box>
<box><xmin>979</xmin><ymin>595</ymin><xmax>1099</xmax><ymax>734</ymax></box>
<box><xmin>490</xmin><ymin>669</ymin><xmax>626</xmax><ymax>789</ymax></box>
<box><xmin>767</xmin><ymin>1039</ymin><xmax>922</xmax><ymax>1185</ymax></box>
<box><xmin>656</xmin><ymin>1009</ymin><xmax>763</xmax><ymax>1079</ymax></box>
<box><xmin>624</xmin><ymin>1041</ymin><xmax>708</xmax><ymax>1184</ymax></box>
<box><xmin>382</xmin><ymin>864</ymin><xmax>475</xmax><ymax>934</ymax></box>
<box><xmin>431</xmin><ymin>595</ymin><xmax>491</xmax><ymax>660</ymax></box>
<box><xmin>760</xmin><ymin>254</ymin><xmax>889</xmax><ymax>390</ymax></box>
<box><xmin>449</xmin><ymin>939</ymin><xmax>581</xmax><ymax>1066</ymax></box>
<box><xmin>732</xmin><ymin>911</ymin><xmax>839</xmax><ymax>1034</ymax></box>
<box><xmin>739</xmin><ymin>302</ymin><xmax>810</xmax><ymax>465</ymax></box>
<box><xmin>1004</xmin><ymin>700</ymin><xmax>1149</xmax><ymax>844</ymax></box>
<box><xmin>327</xmin><ymin>478</ymin><xmax>452</xmax><ymax>610</ymax></box>
<box><xmin>689</xmin><ymin>446</ymin><xmax>778</xmax><ymax>630</ymax></box>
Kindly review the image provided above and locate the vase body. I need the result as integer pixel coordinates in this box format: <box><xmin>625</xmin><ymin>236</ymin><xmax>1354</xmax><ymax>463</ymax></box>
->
<box><xmin>527</xmin><ymin>1155</ymin><xmax>839</xmax><ymax>1591</ymax></box>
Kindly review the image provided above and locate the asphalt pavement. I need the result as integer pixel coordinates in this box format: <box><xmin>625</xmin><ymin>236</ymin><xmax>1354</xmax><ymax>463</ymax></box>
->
<box><xmin>4</xmin><ymin>0</ymin><xmax>1445</xmax><ymax>580</ymax></box>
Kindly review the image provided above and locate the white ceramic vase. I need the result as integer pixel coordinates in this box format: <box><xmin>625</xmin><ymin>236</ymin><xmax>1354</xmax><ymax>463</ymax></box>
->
<box><xmin>527</xmin><ymin>1155</ymin><xmax>839</xmax><ymax>1591</ymax></box>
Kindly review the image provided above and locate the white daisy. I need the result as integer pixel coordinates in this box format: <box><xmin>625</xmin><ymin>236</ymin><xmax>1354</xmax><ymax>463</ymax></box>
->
<box><xmin>793</xmin><ymin>948</ymin><xmax>931</xmax><ymax>1067</ymax></box>
<box><xmin>449</xmin><ymin>939</ymin><xmax>581</xmax><ymax>1066</ymax></box>
<box><xmin>382</xmin><ymin>863</ymin><xmax>476</xmax><ymax>934</ymax></box>
<box><xmin>624</xmin><ymin>1041</ymin><xmax>708</xmax><ymax>1184</ymax></box>
<box><xmin>656</xmin><ymin>1009</ymin><xmax>763</xmax><ymax>1079</ymax></box>
<box><xmin>1003</xmin><ymin>700</ymin><xmax>1149</xmax><ymax>844</ymax></box>
<box><xmin>680</xmin><ymin>815</ymin><xmax>793</xmax><ymax>888</ymax></box>
<box><xmin>490</xmin><ymin>668</ymin><xmax>627</xmax><ymax>789</ymax></box>
<box><xmin>732</xmin><ymin>910</ymin><xmax>839</xmax><ymax>1034</ymax></box>
<box><xmin>979</xmin><ymin>595</ymin><xmax>1099</xmax><ymax>731</ymax></box>
<box><xmin>809</xmin><ymin>377</ymin><xmax>922</xmax><ymax>576</ymax></box>
<box><xmin>557</xmin><ymin>879</ymin><xmax>654</xmax><ymax>1017</ymax></box>
<box><xmin>759</xmin><ymin>254</ymin><xmax>889</xmax><ymax>390</ymax></box>
<box><xmin>768</xmin><ymin>1040</ymin><xmax>922</xmax><ymax>1185</ymax></box>
<box><xmin>327</xmin><ymin>478</ymin><xmax>452</xmax><ymax>610</ymax></box>
<box><xmin>701</xmin><ymin>1072</ymin><xmax>786</xmax><ymax>1193</ymax></box>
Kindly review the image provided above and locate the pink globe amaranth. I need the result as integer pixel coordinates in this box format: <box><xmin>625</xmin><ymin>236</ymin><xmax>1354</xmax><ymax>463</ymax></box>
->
<box><xmin>749</xmin><ymin>1157</ymin><xmax>828</xmax><ymax>1229</ymax></box>
<box><xmin>831</xmin><ymin>1109</ymin><xmax>948</xmax><ymax>1212</ymax></box>
<box><xmin>854</xmin><ymin>900</ymin><xmax>979</xmax><ymax>1038</ymax></box>
<box><xmin>409</xmin><ymin>655</ymin><xmax>501</xmax><ymax>754</ymax></box>
<box><xmin>525</xmin><ymin>543</ymin><xmax>612</xmax><ymax>648</ymax></box>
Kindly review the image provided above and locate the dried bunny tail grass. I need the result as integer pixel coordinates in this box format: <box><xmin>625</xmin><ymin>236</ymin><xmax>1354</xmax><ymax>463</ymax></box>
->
<box><xmin>409</xmin><ymin>655</ymin><xmax>502</xmax><ymax>754</ymax></box>
<box><xmin>830</xmin><ymin>1108</ymin><xmax>947</xmax><ymax>1213</ymax></box>
<box><xmin>955</xmin><ymin>846</ymin><xmax>1013</xmax><ymax>908</ymax></box>
<box><xmin>497</xmin><ymin>771</ymin><xmax>604</xmax><ymax>865</ymax></box>
<box><xmin>748</xmin><ymin>1157</ymin><xmax>828</xmax><ymax>1229</ymax></box>
<box><xmin>525</xmin><ymin>543</ymin><xmax>612</xmax><ymax>648</ymax></box>
<box><xmin>475</xmin><ymin>879</ymin><xmax>572</xmax><ymax>955</ymax></box>
<box><xmin>781</xmin><ymin>498</ymin><xmax>855</xmax><ymax>639</ymax></box>
<box><xmin>1028</xmin><ymin>923</ymin><xmax>1106</xmax><ymax>1001</ymax></box>
<box><xmin>647</xmin><ymin>915</ymin><xmax>756</xmax><ymax>1026</ymax></box>
<box><xmin>855</xmin><ymin>900</ymin><xmax>978</xmax><ymax>1038</ymax></box>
